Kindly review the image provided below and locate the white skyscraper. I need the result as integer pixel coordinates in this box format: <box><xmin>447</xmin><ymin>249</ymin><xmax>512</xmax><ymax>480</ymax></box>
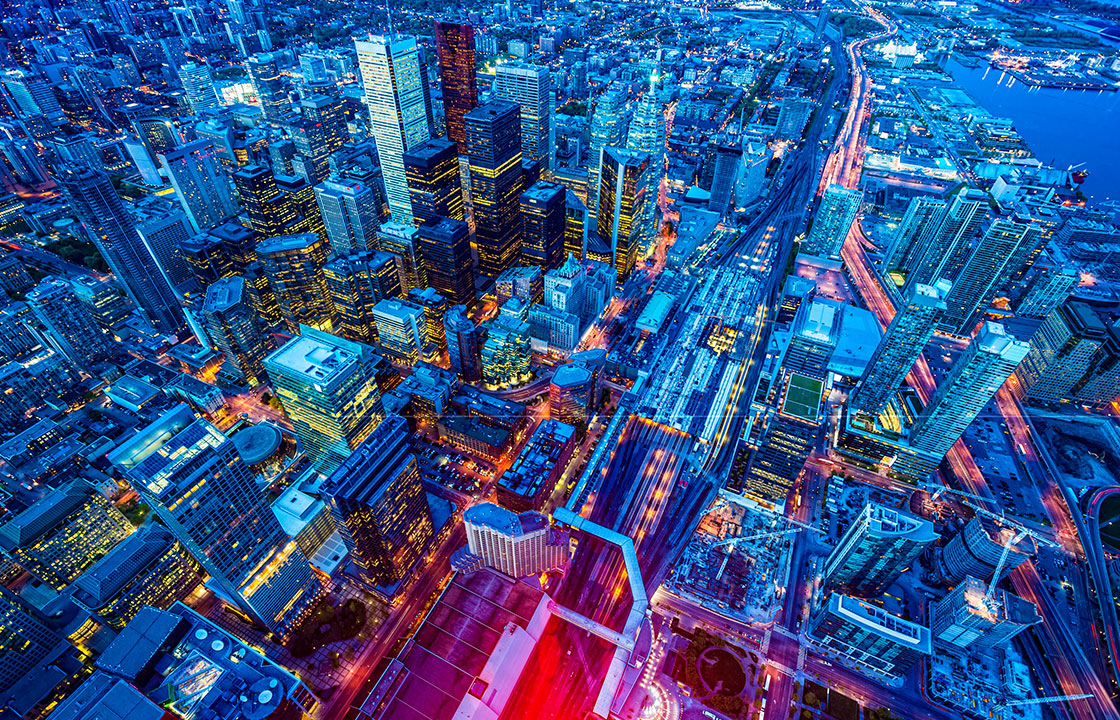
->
<box><xmin>158</xmin><ymin>140</ymin><xmax>238</xmax><ymax>232</ymax></box>
<box><xmin>314</xmin><ymin>178</ymin><xmax>381</xmax><ymax>254</ymax></box>
<box><xmin>356</xmin><ymin>35</ymin><xmax>431</xmax><ymax>225</ymax></box>
<box><xmin>802</xmin><ymin>184</ymin><xmax>863</xmax><ymax>258</ymax></box>
<box><xmin>493</xmin><ymin>62</ymin><xmax>554</xmax><ymax>175</ymax></box>
<box><xmin>626</xmin><ymin>87</ymin><xmax>666</xmax><ymax>163</ymax></box>
<box><xmin>178</xmin><ymin>62</ymin><xmax>220</xmax><ymax>113</ymax></box>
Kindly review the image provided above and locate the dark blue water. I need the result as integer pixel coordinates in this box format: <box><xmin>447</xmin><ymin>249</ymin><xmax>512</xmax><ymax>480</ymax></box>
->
<box><xmin>947</xmin><ymin>58</ymin><xmax>1120</xmax><ymax>203</ymax></box>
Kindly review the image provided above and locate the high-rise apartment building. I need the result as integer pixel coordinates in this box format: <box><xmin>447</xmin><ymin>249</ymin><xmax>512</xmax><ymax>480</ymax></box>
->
<box><xmin>493</xmin><ymin>62</ymin><xmax>554</xmax><ymax>175</ymax></box>
<box><xmin>823</xmin><ymin>503</ymin><xmax>938</xmax><ymax>598</ymax></box>
<box><xmin>321</xmin><ymin>414</ymin><xmax>434</xmax><ymax>587</ymax></box>
<box><xmin>802</xmin><ymin>184</ymin><xmax>862</xmax><ymax>258</ymax></box>
<box><xmin>597</xmin><ymin>147</ymin><xmax>652</xmax><ymax>281</ymax></box>
<box><xmin>1014</xmin><ymin>300</ymin><xmax>1107</xmax><ymax>403</ymax></box>
<box><xmin>417</xmin><ymin>216</ymin><xmax>475</xmax><ymax>307</ymax></box>
<box><xmin>109</xmin><ymin>405</ymin><xmax>324</xmax><ymax>638</ymax></box>
<box><xmin>264</xmin><ymin>328</ymin><xmax>384</xmax><ymax>473</ymax></box>
<box><xmin>809</xmin><ymin>593</ymin><xmax>931</xmax><ymax>678</ymax></box>
<box><xmin>938</xmin><ymin>220</ymin><xmax>1043</xmax><ymax>335</ymax></box>
<box><xmin>883</xmin><ymin>196</ymin><xmax>947</xmax><ymax>276</ymax></box>
<box><xmin>850</xmin><ymin>280</ymin><xmax>950</xmax><ymax>416</ymax></box>
<box><xmin>1016</xmin><ymin>267</ymin><xmax>1078</xmax><ymax>318</ymax></box>
<box><xmin>356</xmin><ymin>35</ymin><xmax>431</xmax><ymax>225</ymax></box>
<box><xmin>201</xmin><ymin>276</ymin><xmax>268</xmax><ymax>385</ymax></box>
<box><xmin>903</xmin><ymin>188</ymin><xmax>989</xmax><ymax>295</ymax></box>
<box><xmin>56</xmin><ymin>167</ymin><xmax>186</xmax><ymax>332</ymax></box>
<box><xmin>25</xmin><ymin>277</ymin><xmax>114</xmax><ymax>370</ymax></box>
<box><xmin>158</xmin><ymin>140</ymin><xmax>239</xmax><ymax>232</ymax></box>
<box><xmin>458</xmin><ymin>503</ymin><xmax>569</xmax><ymax>578</ymax></box>
<box><xmin>931</xmin><ymin>577</ymin><xmax>1039</xmax><ymax>651</ymax></box>
<box><xmin>314</xmin><ymin>178</ymin><xmax>381</xmax><ymax>254</ymax></box>
<box><xmin>466</xmin><ymin>101</ymin><xmax>524</xmax><ymax>277</ymax></box>
<box><xmin>403</xmin><ymin>137</ymin><xmax>464</xmax><ymax>224</ymax></box>
<box><xmin>256</xmin><ymin>232</ymin><xmax>332</xmax><ymax>332</ymax></box>
<box><xmin>521</xmin><ymin>180</ymin><xmax>566</xmax><ymax>271</ymax></box>
<box><xmin>434</xmin><ymin>21</ymin><xmax>478</xmax><ymax>152</ymax></box>
<box><xmin>0</xmin><ymin>480</ymin><xmax>132</xmax><ymax>590</ymax></box>
<box><xmin>909</xmin><ymin>322</ymin><xmax>1029</xmax><ymax>459</ymax></box>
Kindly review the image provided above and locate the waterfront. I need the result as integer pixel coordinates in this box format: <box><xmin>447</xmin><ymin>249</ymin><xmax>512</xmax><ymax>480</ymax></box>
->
<box><xmin>949</xmin><ymin>57</ymin><xmax>1120</xmax><ymax>202</ymax></box>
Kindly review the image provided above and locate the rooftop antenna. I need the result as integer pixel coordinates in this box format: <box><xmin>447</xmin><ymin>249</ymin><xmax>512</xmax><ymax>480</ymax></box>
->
<box><xmin>385</xmin><ymin>0</ymin><xmax>394</xmax><ymax>37</ymax></box>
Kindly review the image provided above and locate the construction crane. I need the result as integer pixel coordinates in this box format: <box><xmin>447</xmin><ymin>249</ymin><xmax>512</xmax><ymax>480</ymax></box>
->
<box><xmin>921</xmin><ymin>481</ymin><xmax>1058</xmax><ymax>605</ymax></box>
<box><xmin>997</xmin><ymin>692</ymin><xmax>1092</xmax><ymax>710</ymax></box>
<box><xmin>711</xmin><ymin>527</ymin><xmax>803</xmax><ymax>580</ymax></box>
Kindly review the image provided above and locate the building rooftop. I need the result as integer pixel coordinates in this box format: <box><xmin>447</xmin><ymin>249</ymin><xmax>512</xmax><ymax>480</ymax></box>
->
<box><xmin>256</xmin><ymin>232</ymin><xmax>320</xmax><ymax>255</ymax></box>
<box><xmin>265</xmin><ymin>331</ymin><xmax>364</xmax><ymax>385</ymax></box>
<box><xmin>0</xmin><ymin>480</ymin><xmax>92</xmax><ymax>549</ymax></box>
<box><xmin>72</xmin><ymin>525</ymin><xmax>177</xmax><ymax>608</ymax></box>
<box><xmin>231</xmin><ymin>423</ymin><xmax>283</xmax><ymax>465</ymax></box>
<box><xmin>781</xmin><ymin>373</ymin><xmax>824</xmax><ymax>423</ymax></box>
<box><xmin>830</xmin><ymin>593</ymin><xmax>932</xmax><ymax>653</ymax></box>
<box><xmin>202</xmin><ymin>275</ymin><xmax>246</xmax><ymax>314</ymax></box>
<box><xmin>358</xmin><ymin>569</ymin><xmax>548</xmax><ymax>720</ymax></box>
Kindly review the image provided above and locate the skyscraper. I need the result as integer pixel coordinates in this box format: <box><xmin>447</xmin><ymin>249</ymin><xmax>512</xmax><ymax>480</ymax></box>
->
<box><xmin>256</xmin><ymin>232</ymin><xmax>332</xmax><ymax>332</ymax></box>
<box><xmin>158</xmin><ymin>140</ymin><xmax>238</xmax><ymax>232</ymax></box>
<box><xmin>938</xmin><ymin>220</ymin><xmax>1043</xmax><ymax>335</ymax></box>
<box><xmin>264</xmin><ymin>327</ymin><xmax>384</xmax><ymax>473</ymax></box>
<box><xmin>25</xmin><ymin>277</ymin><xmax>114</xmax><ymax>370</ymax></box>
<box><xmin>823</xmin><ymin>502</ymin><xmax>938</xmax><ymax>598</ymax></box>
<box><xmin>882</xmin><ymin>196</ymin><xmax>947</xmax><ymax>276</ymax></box>
<box><xmin>808</xmin><ymin>593</ymin><xmax>931</xmax><ymax>678</ymax></box>
<box><xmin>201</xmin><ymin>276</ymin><xmax>268</xmax><ymax>385</ymax></box>
<box><xmin>909</xmin><ymin>322</ymin><xmax>1029</xmax><ymax>459</ymax></box>
<box><xmin>1016</xmin><ymin>267</ymin><xmax>1078</xmax><ymax>318</ymax></box>
<box><xmin>850</xmin><ymin>280</ymin><xmax>950</xmax><ymax>416</ymax></box>
<box><xmin>445</xmin><ymin>304</ymin><xmax>482</xmax><ymax>382</ymax></box>
<box><xmin>903</xmin><ymin>188</ymin><xmax>989</xmax><ymax>295</ymax></box>
<box><xmin>434</xmin><ymin>20</ymin><xmax>478</xmax><ymax>152</ymax></box>
<box><xmin>321</xmin><ymin>414</ymin><xmax>434</xmax><ymax>587</ymax></box>
<box><xmin>1014</xmin><ymin>300</ymin><xmax>1107</xmax><ymax>403</ymax></box>
<box><xmin>802</xmin><ymin>184</ymin><xmax>862</xmax><ymax>258</ymax></box>
<box><xmin>324</xmin><ymin>251</ymin><xmax>404</xmax><ymax>344</ymax></box>
<box><xmin>109</xmin><ymin>405</ymin><xmax>323</xmax><ymax>638</ymax></box>
<box><xmin>233</xmin><ymin>164</ymin><xmax>293</xmax><ymax>239</ymax></box>
<box><xmin>521</xmin><ymin>180</ymin><xmax>566</xmax><ymax>271</ymax></box>
<box><xmin>597</xmin><ymin>147</ymin><xmax>652</xmax><ymax>281</ymax></box>
<box><xmin>586</xmin><ymin>88</ymin><xmax>624</xmax><ymax>219</ymax></box>
<box><xmin>246</xmin><ymin>52</ymin><xmax>288</xmax><ymax>122</ymax></box>
<box><xmin>707</xmin><ymin>140</ymin><xmax>742</xmax><ymax>217</ymax></box>
<box><xmin>627</xmin><ymin>88</ymin><xmax>666</xmax><ymax>164</ymax></box>
<box><xmin>313</xmin><ymin>178</ymin><xmax>381</xmax><ymax>254</ymax></box>
<box><xmin>301</xmin><ymin>93</ymin><xmax>349</xmax><ymax>153</ymax></box>
<box><xmin>56</xmin><ymin>167</ymin><xmax>186</xmax><ymax>333</ymax></box>
<box><xmin>403</xmin><ymin>137</ymin><xmax>464</xmax><ymax>224</ymax></box>
<box><xmin>466</xmin><ymin>101</ymin><xmax>524</xmax><ymax>277</ymax></box>
<box><xmin>372</xmin><ymin>298</ymin><xmax>428</xmax><ymax>364</ymax></box>
<box><xmin>493</xmin><ymin>62</ymin><xmax>554</xmax><ymax>176</ymax></box>
<box><xmin>417</xmin><ymin>215</ymin><xmax>475</xmax><ymax>307</ymax></box>
<box><xmin>356</xmin><ymin>35</ymin><xmax>431</xmax><ymax>225</ymax></box>
<box><xmin>178</xmin><ymin>62</ymin><xmax>220</xmax><ymax>113</ymax></box>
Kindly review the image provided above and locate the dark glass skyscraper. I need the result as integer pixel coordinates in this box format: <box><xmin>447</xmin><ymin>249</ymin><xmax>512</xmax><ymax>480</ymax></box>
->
<box><xmin>521</xmin><ymin>180</ymin><xmax>566</xmax><ymax>271</ymax></box>
<box><xmin>56</xmin><ymin>166</ymin><xmax>186</xmax><ymax>333</ymax></box>
<box><xmin>445</xmin><ymin>304</ymin><xmax>482</xmax><ymax>382</ymax></box>
<box><xmin>434</xmin><ymin>20</ymin><xmax>477</xmax><ymax>152</ymax></box>
<box><xmin>322</xmin><ymin>414</ymin><xmax>434</xmax><ymax>588</ymax></box>
<box><xmin>417</xmin><ymin>216</ymin><xmax>475</xmax><ymax>307</ymax></box>
<box><xmin>466</xmin><ymin>100</ymin><xmax>523</xmax><ymax>278</ymax></box>
<box><xmin>403</xmin><ymin>137</ymin><xmax>464</xmax><ymax>224</ymax></box>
